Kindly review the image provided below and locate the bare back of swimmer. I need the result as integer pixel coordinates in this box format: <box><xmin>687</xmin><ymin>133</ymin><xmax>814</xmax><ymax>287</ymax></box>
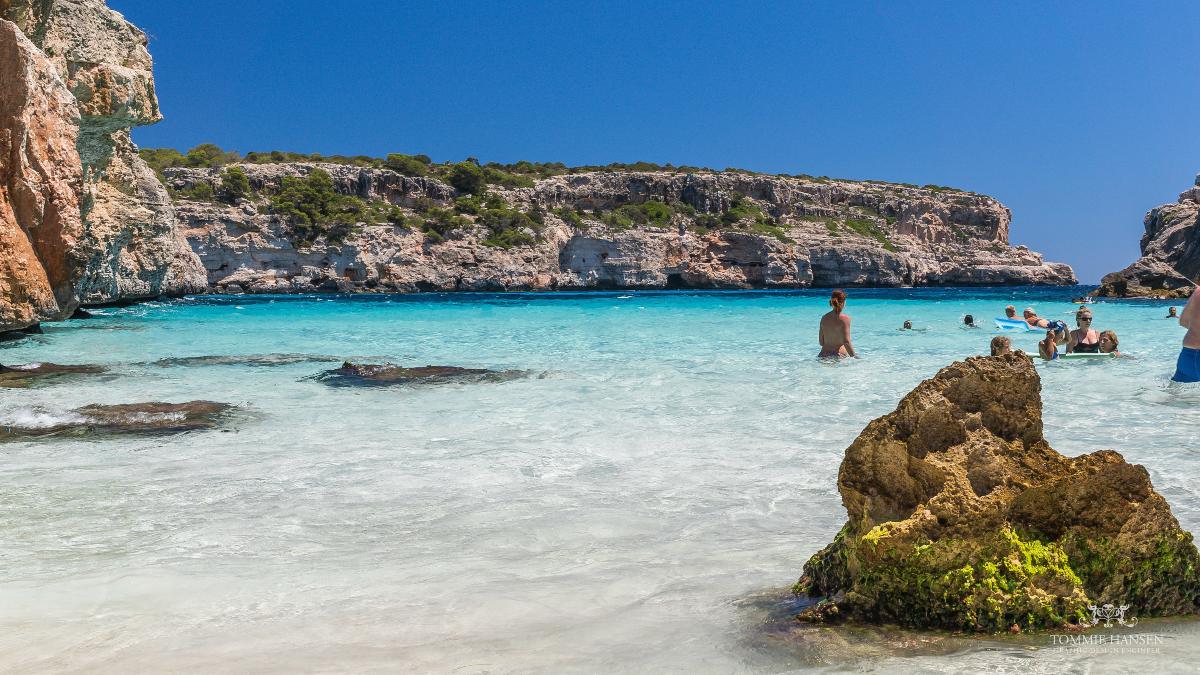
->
<box><xmin>819</xmin><ymin>290</ymin><xmax>856</xmax><ymax>358</ymax></box>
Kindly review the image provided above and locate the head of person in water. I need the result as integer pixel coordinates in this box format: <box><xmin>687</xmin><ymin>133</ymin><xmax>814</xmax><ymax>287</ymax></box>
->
<box><xmin>903</xmin><ymin>320</ymin><xmax>913</xmax><ymax>330</ymax></box>
<box><xmin>990</xmin><ymin>335</ymin><xmax>1011</xmax><ymax>356</ymax></box>
<box><xmin>1024</xmin><ymin>307</ymin><xmax>1038</xmax><ymax>320</ymax></box>
<box><xmin>830</xmin><ymin>289</ymin><xmax>846</xmax><ymax>313</ymax></box>
<box><xmin>964</xmin><ymin>314</ymin><xmax>975</xmax><ymax>326</ymax></box>
<box><xmin>1005</xmin><ymin>305</ymin><xmax>1017</xmax><ymax>319</ymax></box>
<box><xmin>1076</xmin><ymin>307</ymin><xmax>1093</xmax><ymax>327</ymax></box>
<box><xmin>1099</xmin><ymin>330</ymin><xmax>1119</xmax><ymax>354</ymax></box>
<box><xmin>1169</xmin><ymin>306</ymin><xmax>1179</xmax><ymax>318</ymax></box>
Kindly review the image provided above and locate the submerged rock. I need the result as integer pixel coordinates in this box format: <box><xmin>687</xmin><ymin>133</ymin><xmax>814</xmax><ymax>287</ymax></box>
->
<box><xmin>0</xmin><ymin>362</ymin><xmax>107</xmax><ymax>387</ymax></box>
<box><xmin>152</xmin><ymin>353</ymin><xmax>341</xmax><ymax>368</ymax></box>
<box><xmin>0</xmin><ymin>401</ymin><xmax>233</xmax><ymax>439</ymax></box>
<box><xmin>315</xmin><ymin>361</ymin><xmax>528</xmax><ymax>386</ymax></box>
<box><xmin>795</xmin><ymin>353</ymin><xmax>1200</xmax><ymax>632</ymax></box>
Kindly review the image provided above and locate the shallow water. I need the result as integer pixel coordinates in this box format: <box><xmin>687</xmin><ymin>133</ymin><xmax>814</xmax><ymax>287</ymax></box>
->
<box><xmin>1</xmin><ymin>288</ymin><xmax>1198</xmax><ymax>673</ymax></box>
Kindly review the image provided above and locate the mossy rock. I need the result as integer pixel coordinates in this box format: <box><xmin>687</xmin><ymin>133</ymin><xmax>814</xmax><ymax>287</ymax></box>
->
<box><xmin>795</xmin><ymin>355</ymin><xmax>1200</xmax><ymax>632</ymax></box>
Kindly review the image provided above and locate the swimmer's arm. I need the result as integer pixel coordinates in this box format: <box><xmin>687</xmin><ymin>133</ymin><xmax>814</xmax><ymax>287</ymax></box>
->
<box><xmin>841</xmin><ymin>315</ymin><xmax>857</xmax><ymax>358</ymax></box>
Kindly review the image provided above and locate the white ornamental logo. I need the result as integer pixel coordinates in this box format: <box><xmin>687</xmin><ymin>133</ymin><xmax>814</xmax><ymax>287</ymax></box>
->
<box><xmin>1086</xmin><ymin>603</ymin><xmax>1138</xmax><ymax>628</ymax></box>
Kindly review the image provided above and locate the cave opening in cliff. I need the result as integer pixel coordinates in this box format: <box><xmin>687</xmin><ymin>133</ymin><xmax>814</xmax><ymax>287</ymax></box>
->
<box><xmin>666</xmin><ymin>273</ymin><xmax>686</xmax><ymax>289</ymax></box>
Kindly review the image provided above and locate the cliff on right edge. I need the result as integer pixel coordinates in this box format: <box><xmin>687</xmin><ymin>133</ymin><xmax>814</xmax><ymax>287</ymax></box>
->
<box><xmin>1097</xmin><ymin>174</ymin><xmax>1200</xmax><ymax>298</ymax></box>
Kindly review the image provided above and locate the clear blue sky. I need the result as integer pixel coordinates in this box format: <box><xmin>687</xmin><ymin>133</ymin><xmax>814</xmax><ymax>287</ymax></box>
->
<box><xmin>112</xmin><ymin>0</ymin><xmax>1200</xmax><ymax>283</ymax></box>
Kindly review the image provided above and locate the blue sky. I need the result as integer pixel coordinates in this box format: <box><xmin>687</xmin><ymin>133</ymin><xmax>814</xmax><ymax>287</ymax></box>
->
<box><xmin>112</xmin><ymin>0</ymin><xmax>1200</xmax><ymax>283</ymax></box>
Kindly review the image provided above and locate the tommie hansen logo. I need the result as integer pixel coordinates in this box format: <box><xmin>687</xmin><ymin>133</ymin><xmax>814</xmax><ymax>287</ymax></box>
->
<box><xmin>1086</xmin><ymin>602</ymin><xmax>1139</xmax><ymax>628</ymax></box>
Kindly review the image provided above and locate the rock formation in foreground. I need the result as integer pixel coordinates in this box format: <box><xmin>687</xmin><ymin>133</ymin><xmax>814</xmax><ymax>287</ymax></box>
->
<box><xmin>795</xmin><ymin>353</ymin><xmax>1200</xmax><ymax>632</ymax></box>
<box><xmin>167</xmin><ymin>163</ymin><xmax>1075</xmax><ymax>293</ymax></box>
<box><xmin>0</xmin><ymin>0</ymin><xmax>204</xmax><ymax>332</ymax></box>
<box><xmin>1097</xmin><ymin>174</ymin><xmax>1200</xmax><ymax>298</ymax></box>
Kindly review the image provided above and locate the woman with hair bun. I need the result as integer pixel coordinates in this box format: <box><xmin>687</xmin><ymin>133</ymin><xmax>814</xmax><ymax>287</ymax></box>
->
<box><xmin>819</xmin><ymin>289</ymin><xmax>857</xmax><ymax>358</ymax></box>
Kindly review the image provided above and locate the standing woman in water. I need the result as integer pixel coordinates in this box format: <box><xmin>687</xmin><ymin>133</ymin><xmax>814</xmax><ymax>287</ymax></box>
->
<box><xmin>1172</xmin><ymin>286</ymin><xmax>1200</xmax><ymax>382</ymax></box>
<box><xmin>819</xmin><ymin>289</ymin><xmax>857</xmax><ymax>358</ymax></box>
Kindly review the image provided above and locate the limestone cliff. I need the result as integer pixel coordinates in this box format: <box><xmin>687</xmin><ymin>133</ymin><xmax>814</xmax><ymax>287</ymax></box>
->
<box><xmin>796</xmin><ymin>354</ymin><xmax>1200</xmax><ymax>631</ymax></box>
<box><xmin>0</xmin><ymin>17</ymin><xmax>83</xmax><ymax>330</ymax></box>
<box><xmin>1097</xmin><ymin>174</ymin><xmax>1200</xmax><ymax>298</ymax></box>
<box><xmin>0</xmin><ymin>0</ymin><xmax>203</xmax><ymax>331</ymax></box>
<box><xmin>166</xmin><ymin>163</ymin><xmax>1075</xmax><ymax>293</ymax></box>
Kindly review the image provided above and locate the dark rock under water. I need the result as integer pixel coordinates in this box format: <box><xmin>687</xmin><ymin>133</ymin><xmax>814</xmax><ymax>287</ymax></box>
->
<box><xmin>151</xmin><ymin>353</ymin><xmax>342</xmax><ymax>368</ymax></box>
<box><xmin>313</xmin><ymin>362</ymin><xmax>529</xmax><ymax>387</ymax></box>
<box><xmin>0</xmin><ymin>401</ymin><xmax>235</xmax><ymax>440</ymax></box>
<box><xmin>0</xmin><ymin>363</ymin><xmax>107</xmax><ymax>388</ymax></box>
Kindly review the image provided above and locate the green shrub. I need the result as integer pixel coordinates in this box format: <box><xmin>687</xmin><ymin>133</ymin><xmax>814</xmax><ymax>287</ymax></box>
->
<box><xmin>482</xmin><ymin>165</ymin><xmax>536</xmax><ymax>188</ymax></box>
<box><xmin>140</xmin><ymin>147</ymin><xmax>186</xmax><ymax>178</ymax></box>
<box><xmin>185</xmin><ymin>143</ymin><xmax>241</xmax><ymax>168</ymax></box>
<box><xmin>219</xmin><ymin>166</ymin><xmax>251</xmax><ymax>202</ymax></box>
<box><xmin>554</xmin><ymin>207</ymin><xmax>583</xmax><ymax>228</ymax></box>
<box><xmin>385</xmin><ymin>153</ymin><xmax>430</xmax><ymax>177</ymax></box>
<box><xmin>478</xmin><ymin>204</ymin><xmax>541</xmax><ymax>248</ymax></box>
<box><xmin>448</xmin><ymin>162</ymin><xmax>487</xmax><ymax>195</ymax></box>
<box><xmin>420</xmin><ymin>207</ymin><xmax>468</xmax><ymax>243</ymax></box>
<box><xmin>270</xmin><ymin>168</ymin><xmax>368</xmax><ymax>245</ymax></box>
<box><xmin>174</xmin><ymin>181</ymin><xmax>216</xmax><ymax>201</ymax></box>
<box><xmin>845</xmin><ymin>218</ymin><xmax>896</xmax><ymax>251</ymax></box>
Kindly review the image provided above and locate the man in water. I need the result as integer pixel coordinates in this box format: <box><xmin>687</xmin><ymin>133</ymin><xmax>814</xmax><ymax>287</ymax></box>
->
<box><xmin>1005</xmin><ymin>305</ymin><xmax>1017</xmax><ymax>319</ymax></box>
<box><xmin>1168</xmin><ymin>306</ymin><xmax>1179</xmax><ymax>319</ymax></box>
<box><xmin>1172</xmin><ymin>286</ymin><xmax>1200</xmax><ymax>382</ymax></box>
<box><xmin>964</xmin><ymin>315</ymin><xmax>977</xmax><ymax>328</ymax></box>
<box><xmin>819</xmin><ymin>289</ymin><xmax>857</xmax><ymax>358</ymax></box>
<box><xmin>902</xmin><ymin>320</ymin><xmax>913</xmax><ymax>330</ymax></box>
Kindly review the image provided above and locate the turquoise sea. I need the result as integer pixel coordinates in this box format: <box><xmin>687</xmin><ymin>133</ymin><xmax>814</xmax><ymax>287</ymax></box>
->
<box><xmin>2</xmin><ymin>287</ymin><xmax>1199</xmax><ymax>673</ymax></box>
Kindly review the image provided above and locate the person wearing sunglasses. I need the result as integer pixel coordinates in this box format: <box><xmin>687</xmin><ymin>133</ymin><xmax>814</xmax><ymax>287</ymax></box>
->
<box><xmin>1068</xmin><ymin>308</ymin><xmax>1100</xmax><ymax>353</ymax></box>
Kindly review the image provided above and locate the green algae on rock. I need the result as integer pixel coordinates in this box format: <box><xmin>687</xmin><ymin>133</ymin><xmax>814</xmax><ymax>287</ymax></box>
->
<box><xmin>795</xmin><ymin>353</ymin><xmax>1200</xmax><ymax>632</ymax></box>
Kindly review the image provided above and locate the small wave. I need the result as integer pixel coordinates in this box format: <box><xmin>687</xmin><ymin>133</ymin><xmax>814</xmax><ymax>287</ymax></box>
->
<box><xmin>0</xmin><ymin>407</ymin><xmax>88</xmax><ymax>429</ymax></box>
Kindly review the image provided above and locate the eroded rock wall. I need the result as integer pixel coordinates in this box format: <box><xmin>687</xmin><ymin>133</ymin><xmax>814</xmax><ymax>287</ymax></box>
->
<box><xmin>168</xmin><ymin>163</ymin><xmax>1076</xmax><ymax>293</ymax></box>
<box><xmin>1097</xmin><ymin>174</ymin><xmax>1200</xmax><ymax>298</ymax></box>
<box><xmin>0</xmin><ymin>0</ymin><xmax>203</xmax><ymax>328</ymax></box>
<box><xmin>0</xmin><ymin>18</ymin><xmax>83</xmax><ymax>331</ymax></box>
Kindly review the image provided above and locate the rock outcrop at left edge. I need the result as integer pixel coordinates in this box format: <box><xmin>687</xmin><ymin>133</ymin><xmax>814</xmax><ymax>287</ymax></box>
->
<box><xmin>795</xmin><ymin>354</ymin><xmax>1200</xmax><ymax>632</ymax></box>
<box><xmin>0</xmin><ymin>17</ymin><xmax>83</xmax><ymax>331</ymax></box>
<box><xmin>0</xmin><ymin>0</ymin><xmax>204</xmax><ymax>332</ymax></box>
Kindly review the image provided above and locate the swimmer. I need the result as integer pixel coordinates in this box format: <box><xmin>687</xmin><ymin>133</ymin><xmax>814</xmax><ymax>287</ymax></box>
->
<box><xmin>1023</xmin><ymin>307</ymin><xmax>1052</xmax><ymax>329</ymax></box>
<box><xmin>1068</xmin><ymin>307</ymin><xmax>1100</xmax><ymax>353</ymax></box>
<box><xmin>964</xmin><ymin>315</ymin><xmax>978</xmax><ymax>328</ymax></box>
<box><xmin>990</xmin><ymin>335</ymin><xmax>1012</xmax><ymax>356</ymax></box>
<box><xmin>1098</xmin><ymin>330</ymin><xmax>1120</xmax><ymax>356</ymax></box>
<box><xmin>1004</xmin><ymin>305</ymin><xmax>1017</xmax><ymax>319</ymax></box>
<box><xmin>819</xmin><ymin>289</ymin><xmax>856</xmax><ymax>358</ymax></box>
<box><xmin>902</xmin><ymin>320</ymin><xmax>913</xmax><ymax>330</ymax></box>
<box><xmin>1039</xmin><ymin>329</ymin><xmax>1060</xmax><ymax>361</ymax></box>
<box><xmin>1168</xmin><ymin>306</ymin><xmax>1178</xmax><ymax>319</ymax></box>
<box><xmin>1171</xmin><ymin>286</ymin><xmax>1200</xmax><ymax>382</ymax></box>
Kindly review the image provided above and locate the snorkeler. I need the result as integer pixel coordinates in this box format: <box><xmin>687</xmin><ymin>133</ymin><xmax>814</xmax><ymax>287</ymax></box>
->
<box><xmin>1171</xmin><ymin>286</ymin><xmax>1200</xmax><ymax>382</ymax></box>
<box><xmin>819</xmin><ymin>290</ymin><xmax>856</xmax><ymax>358</ymax></box>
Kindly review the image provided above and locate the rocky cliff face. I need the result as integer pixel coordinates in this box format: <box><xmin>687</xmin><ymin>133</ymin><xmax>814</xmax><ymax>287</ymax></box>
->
<box><xmin>796</xmin><ymin>354</ymin><xmax>1200</xmax><ymax>631</ymax></box>
<box><xmin>167</xmin><ymin>163</ymin><xmax>1075</xmax><ymax>293</ymax></box>
<box><xmin>1097</xmin><ymin>174</ymin><xmax>1200</xmax><ymax>298</ymax></box>
<box><xmin>0</xmin><ymin>0</ymin><xmax>203</xmax><ymax>331</ymax></box>
<box><xmin>0</xmin><ymin>17</ymin><xmax>83</xmax><ymax>330</ymax></box>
